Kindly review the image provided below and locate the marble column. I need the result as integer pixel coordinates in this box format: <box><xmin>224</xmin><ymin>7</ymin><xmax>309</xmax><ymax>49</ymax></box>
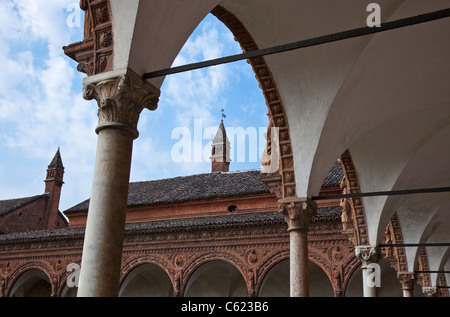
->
<box><xmin>397</xmin><ymin>272</ymin><xmax>416</xmax><ymax>297</ymax></box>
<box><xmin>77</xmin><ymin>69</ymin><xmax>159</xmax><ymax>297</ymax></box>
<box><xmin>278</xmin><ymin>198</ymin><xmax>317</xmax><ymax>297</ymax></box>
<box><xmin>355</xmin><ymin>245</ymin><xmax>381</xmax><ymax>297</ymax></box>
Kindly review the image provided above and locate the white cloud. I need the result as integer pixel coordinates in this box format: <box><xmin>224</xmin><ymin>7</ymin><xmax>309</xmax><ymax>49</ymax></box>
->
<box><xmin>13</xmin><ymin>0</ymin><xmax>76</xmax><ymax>51</ymax></box>
<box><xmin>162</xmin><ymin>17</ymin><xmax>241</xmax><ymax>128</ymax></box>
<box><xmin>0</xmin><ymin>0</ymin><xmax>97</xmax><ymax>210</ymax></box>
<box><xmin>0</xmin><ymin>7</ymin><xmax>267</xmax><ymax>212</ymax></box>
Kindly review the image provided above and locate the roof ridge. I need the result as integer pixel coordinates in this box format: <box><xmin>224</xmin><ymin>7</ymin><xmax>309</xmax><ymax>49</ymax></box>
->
<box><xmin>0</xmin><ymin>194</ymin><xmax>46</xmax><ymax>216</ymax></box>
<box><xmin>129</xmin><ymin>169</ymin><xmax>262</xmax><ymax>185</ymax></box>
<box><xmin>0</xmin><ymin>194</ymin><xmax>45</xmax><ymax>203</ymax></box>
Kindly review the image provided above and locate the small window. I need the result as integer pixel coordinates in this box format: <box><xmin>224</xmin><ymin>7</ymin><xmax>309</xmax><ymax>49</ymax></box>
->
<box><xmin>227</xmin><ymin>205</ymin><xmax>238</xmax><ymax>213</ymax></box>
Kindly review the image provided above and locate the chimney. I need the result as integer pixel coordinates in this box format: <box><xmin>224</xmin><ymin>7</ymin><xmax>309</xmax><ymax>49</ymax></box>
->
<box><xmin>44</xmin><ymin>148</ymin><xmax>64</xmax><ymax>229</ymax></box>
<box><xmin>210</xmin><ymin>120</ymin><xmax>231</xmax><ymax>172</ymax></box>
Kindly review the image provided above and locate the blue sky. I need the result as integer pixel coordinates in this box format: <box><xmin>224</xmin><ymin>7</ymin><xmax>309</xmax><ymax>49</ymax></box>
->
<box><xmin>0</xmin><ymin>1</ymin><xmax>269</xmax><ymax>212</ymax></box>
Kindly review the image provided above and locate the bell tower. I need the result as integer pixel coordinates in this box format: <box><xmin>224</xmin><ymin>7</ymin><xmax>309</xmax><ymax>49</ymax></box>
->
<box><xmin>44</xmin><ymin>148</ymin><xmax>65</xmax><ymax>229</ymax></box>
<box><xmin>210</xmin><ymin>120</ymin><xmax>231</xmax><ymax>172</ymax></box>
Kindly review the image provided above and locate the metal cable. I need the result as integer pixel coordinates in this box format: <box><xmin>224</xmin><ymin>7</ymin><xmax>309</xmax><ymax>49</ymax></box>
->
<box><xmin>143</xmin><ymin>8</ymin><xmax>450</xmax><ymax>79</ymax></box>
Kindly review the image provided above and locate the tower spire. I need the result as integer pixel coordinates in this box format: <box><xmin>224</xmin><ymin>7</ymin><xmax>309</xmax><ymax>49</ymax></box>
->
<box><xmin>43</xmin><ymin>148</ymin><xmax>65</xmax><ymax>229</ymax></box>
<box><xmin>45</xmin><ymin>147</ymin><xmax>64</xmax><ymax>186</ymax></box>
<box><xmin>210</xmin><ymin>120</ymin><xmax>231</xmax><ymax>172</ymax></box>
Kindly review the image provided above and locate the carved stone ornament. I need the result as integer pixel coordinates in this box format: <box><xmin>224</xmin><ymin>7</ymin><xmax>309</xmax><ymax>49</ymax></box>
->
<box><xmin>63</xmin><ymin>0</ymin><xmax>114</xmax><ymax>76</ymax></box>
<box><xmin>355</xmin><ymin>246</ymin><xmax>381</xmax><ymax>267</ymax></box>
<box><xmin>422</xmin><ymin>286</ymin><xmax>437</xmax><ymax>297</ymax></box>
<box><xmin>278</xmin><ymin>198</ymin><xmax>317</xmax><ymax>232</ymax></box>
<box><xmin>397</xmin><ymin>272</ymin><xmax>416</xmax><ymax>290</ymax></box>
<box><xmin>83</xmin><ymin>69</ymin><xmax>160</xmax><ymax>137</ymax></box>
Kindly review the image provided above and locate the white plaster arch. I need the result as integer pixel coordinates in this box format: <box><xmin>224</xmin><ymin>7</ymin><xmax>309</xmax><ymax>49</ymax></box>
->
<box><xmin>419</xmin><ymin>204</ymin><xmax>450</xmax><ymax>287</ymax></box>
<box><xmin>221</xmin><ymin>0</ymin><xmax>406</xmax><ymax>198</ymax></box>
<box><xmin>184</xmin><ymin>260</ymin><xmax>247</xmax><ymax>297</ymax></box>
<box><xmin>106</xmin><ymin>0</ymin><xmax>221</xmax><ymax>88</ymax></box>
<box><xmin>106</xmin><ymin>0</ymin><xmax>450</xmax><ymax>201</ymax></box>
<box><xmin>8</xmin><ymin>269</ymin><xmax>51</xmax><ymax>297</ymax></box>
<box><xmin>258</xmin><ymin>259</ymin><xmax>335</xmax><ymax>297</ymax></box>
<box><xmin>310</xmin><ymin>0</ymin><xmax>450</xmax><ymax>198</ymax></box>
<box><xmin>118</xmin><ymin>263</ymin><xmax>173</xmax><ymax>297</ymax></box>
<box><xmin>74</xmin><ymin>0</ymin><xmax>450</xmax><ymax>293</ymax></box>
<box><xmin>444</xmin><ymin>256</ymin><xmax>450</xmax><ymax>290</ymax></box>
<box><xmin>351</xmin><ymin>117</ymin><xmax>450</xmax><ymax>273</ymax></box>
<box><xmin>349</xmin><ymin>106</ymin><xmax>450</xmax><ymax>245</ymax></box>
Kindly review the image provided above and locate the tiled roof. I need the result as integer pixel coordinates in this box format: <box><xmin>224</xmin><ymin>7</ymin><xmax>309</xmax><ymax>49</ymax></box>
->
<box><xmin>65</xmin><ymin>162</ymin><xmax>343</xmax><ymax>214</ymax></box>
<box><xmin>0</xmin><ymin>208</ymin><xmax>342</xmax><ymax>244</ymax></box>
<box><xmin>322</xmin><ymin>161</ymin><xmax>344</xmax><ymax>188</ymax></box>
<box><xmin>0</xmin><ymin>195</ymin><xmax>44</xmax><ymax>217</ymax></box>
<box><xmin>65</xmin><ymin>169</ymin><xmax>271</xmax><ymax>214</ymax></box>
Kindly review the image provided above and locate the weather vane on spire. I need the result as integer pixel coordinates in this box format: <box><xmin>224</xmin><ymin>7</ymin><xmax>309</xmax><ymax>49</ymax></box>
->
<box><xmin>221</xmin><ymin>109</ymin><xmax>226</xmax><ymax>120</ymax></box>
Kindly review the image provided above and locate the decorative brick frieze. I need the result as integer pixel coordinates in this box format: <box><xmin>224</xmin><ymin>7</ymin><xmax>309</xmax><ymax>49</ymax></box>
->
<box><xmin>0</xmin><ymin>210</ymin><xmax>366</xmax><ymax>297</ymax></box>
<box><xmin>63</xmin><ymin>0</ymin><xmax>114</xmax><ymax>76</ymax></box>
<box><xmin>339</xmin><ymin>150</ymin><xmax>369</xmax><ymax>246</ymax></box>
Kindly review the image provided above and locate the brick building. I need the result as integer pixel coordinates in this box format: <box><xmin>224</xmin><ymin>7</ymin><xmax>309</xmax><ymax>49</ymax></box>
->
<box><xmin>1</xmin><ymin>1</ymin><xmax>449</xmax><ymax>298</ymax></box>
<box><xmin>0</xmin><ymin>149</ymin><xmax>67</xmax><ymax>235</ymax></box>
<box><xmin>0</xmin><ymin>123</ymin><xmax>445</xmax><ymax>297</ymax></box>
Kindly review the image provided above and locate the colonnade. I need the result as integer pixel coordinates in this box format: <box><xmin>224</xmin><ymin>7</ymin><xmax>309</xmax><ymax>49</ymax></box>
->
<box><xmin>74</xmin><ymin>68</ymin><xmax>442</xmax><ymax>298</ymax></box>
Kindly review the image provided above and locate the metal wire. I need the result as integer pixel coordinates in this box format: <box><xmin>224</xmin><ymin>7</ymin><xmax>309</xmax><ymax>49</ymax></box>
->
<box><xmin>379</xmin><ymin>243</ymin><xmax>450</xmax><ymax>247</ymax></box>
<box><xmin>415</xmin><ymin>271</ymin><xmax>450</xmax><ymax>274</ymax></box>
<box><xmin>312</xmin><ymin>186</ymin><xmax>450</xmax><ymax>201</ymax></box>
<box><xmin>143</xmin><ymin>8</ymin><xmax>450</xmax><ymax>79</ymax></box>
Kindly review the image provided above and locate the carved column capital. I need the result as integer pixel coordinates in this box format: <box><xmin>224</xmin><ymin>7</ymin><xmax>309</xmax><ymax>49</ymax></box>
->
<box><xmin>397</xmin><ymin>272</ymin><xmax>416</xmax><ymax>290</ymax></box>
<box><xmin>278</xmin><ymin>198</ymin><xmax>317</xmax><ymax>232</ymax></box>
<box><xmin>355</xmin><ymin>246</ymin><xmax>381</xmax><ymax>267</ymax></box>
<box><xmin>83</xmin><ymin>69</ymin><xmax>160</xmax><ymax>138</ymax></box>
<box><xmin>422</xmin><ymin>286</ymin><xmax>437</xmax><ymax>297</ymax></box>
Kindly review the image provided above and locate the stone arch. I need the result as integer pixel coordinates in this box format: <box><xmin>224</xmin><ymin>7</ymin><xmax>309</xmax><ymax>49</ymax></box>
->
<box><xmin>119</xmin><ymin>255</ymin><xmax>174</xmax><ymax>297</ymax></box>
<box><xmin>258</xmin><ymin>258</ymin><xmax>289</xmax><ymax>297</ymax></box>
<box><xmin>212</xmin><ymin>5</ymin><xmax>296</xmax><ymax>200</ymax></box>
<box><xmin>255</xmin><ymin>249</ymin><xmax>289</xmax><ymax>296</ymax></box>
<box><xmin>257</xmin><ymin>252</ymin><xmax>335</xmax><ymax>297</ymax></box>
<box><xmin>119</xmin><ymin>263</ymin><xmax>173</xmax><ymax>297</ymax></box>
<box><xmin>340</xmin><ymin>254</ymin><xmax>362</xmax><ymax>296</ymax></box>
<box><xmin>382</xmin><ymin>213</ymin><xmax>409</xmax><ymax>273</ymax></box>
<box><xmin>344</xmin><ymin>257</ymin><xmax>420</xmax><ymax>297</ymax></box>
<box><xmin>58</xmin><ymin>261</ymin><xmax>82</xmax><ymax>297</ymax></box>
<box><xmin>66</xmin><ymin>2</ymin><xmax>297</xmax><ymax>201</ymax></box>
<box><xmin>182</xmin><ymin>252</ymin><xmax>247</xmax><ymax>297</ymax></box>
<box><xmin>7</xmin><ymin>263</ymin><xmax>53</xmax><ymax>297</ymax></box>
<box><xmin>307</xmin><ymin>247</ymin><xmax>338</xmax><ymax>297</ymax></box>
<box><xmin>339</xmin><ymin>149</ymin><xmax>370</xmax><ymax>246</ymax></box>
